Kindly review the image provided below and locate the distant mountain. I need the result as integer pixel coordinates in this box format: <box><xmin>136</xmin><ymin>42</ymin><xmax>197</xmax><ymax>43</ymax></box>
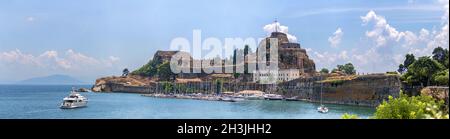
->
<box><xmin>17</xmin><ymin>74</ymin><xmax>87</xmax><ymax>85</ymax></box>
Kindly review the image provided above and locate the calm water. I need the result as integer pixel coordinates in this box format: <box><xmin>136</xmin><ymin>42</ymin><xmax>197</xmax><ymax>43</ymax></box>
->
<box><xmin>0</xmin><ymin>85</ymin><xmax>375</xmax><ymax>119</ymax></box>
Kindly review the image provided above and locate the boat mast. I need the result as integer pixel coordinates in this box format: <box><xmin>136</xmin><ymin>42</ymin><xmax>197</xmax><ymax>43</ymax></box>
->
<box><xmin>320</xmin><ymin>74</ymin><xmax>323</xmax><ymax>105</ymax></box>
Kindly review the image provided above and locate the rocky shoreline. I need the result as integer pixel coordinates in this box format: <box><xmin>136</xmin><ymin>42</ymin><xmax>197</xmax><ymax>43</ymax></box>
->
<box><xmin>92</xmin><ymin>74</ymin><xmax>402</xmax><ymax>107</ymax></box>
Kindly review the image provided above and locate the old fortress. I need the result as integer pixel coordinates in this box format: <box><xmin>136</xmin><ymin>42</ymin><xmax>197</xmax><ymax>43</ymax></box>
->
<box><xmin>153</xmin><ymin>29</ymin><xmax>317</xmax><ymax>84</ymax></box>
<box><xmin>92</xmin><ymin>22</ymin><xmax>401</xmax><ymax>107</ymax></box>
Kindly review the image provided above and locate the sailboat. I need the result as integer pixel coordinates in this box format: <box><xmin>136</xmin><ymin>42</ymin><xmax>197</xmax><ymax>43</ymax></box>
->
<box><xmin>317</xmin><ymin>75</ymin><xmax>328</xmax><ymax>113</ymax></box>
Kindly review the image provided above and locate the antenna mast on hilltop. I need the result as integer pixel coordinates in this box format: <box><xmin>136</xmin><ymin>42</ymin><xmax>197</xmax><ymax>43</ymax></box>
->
<box><xmin>274</xmin><ymin>18</ymin><xmax>279</xmax><ymax>32</ymax></box>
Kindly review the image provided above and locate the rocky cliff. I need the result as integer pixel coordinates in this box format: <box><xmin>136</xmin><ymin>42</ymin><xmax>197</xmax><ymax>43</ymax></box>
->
<box><xmin>92</xmin><ymin>75</ymin><xmax>151</xmax><ymax>92</ymax></box>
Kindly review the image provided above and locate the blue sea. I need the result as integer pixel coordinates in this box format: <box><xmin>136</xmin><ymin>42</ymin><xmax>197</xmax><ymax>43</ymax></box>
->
<box><xmin>0</xmin><ymin>85</ymin><xmax>375</xmax><ymax>119</ymax></box>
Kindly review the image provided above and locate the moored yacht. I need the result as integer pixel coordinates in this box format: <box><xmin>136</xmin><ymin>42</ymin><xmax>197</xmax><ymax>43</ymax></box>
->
<box><xmin>264</xmin><ymin>94</ymin><xmax>284</xmax><ymax>100</ymax></box>
<box><xmin>60</xmin><ymin>88</ymin><xmax>88</xmax><ymax>109</ymax></box>
<box><xmin>317</xmin><ymin>105</ymin><xmax>329</xmax><ymax>113</ymax></box>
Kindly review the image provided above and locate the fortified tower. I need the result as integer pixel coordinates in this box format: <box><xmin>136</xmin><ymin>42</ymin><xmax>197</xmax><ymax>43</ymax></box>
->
<box><xmin>253</xmin><ymin>20</ymin><xmax>316</xmax><ymax>83</ymax></box>
<box><xmin>258</xmin><ymin>21</ymin><xmax>316</xmax><ymax>75</ymax></box>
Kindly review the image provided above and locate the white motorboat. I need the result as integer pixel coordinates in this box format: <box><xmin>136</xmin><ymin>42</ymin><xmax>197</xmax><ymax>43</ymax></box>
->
<box><xmin>246</xmin><ymin>95</ymin><xmax>264</xmax><ymax>100</ymax></box>
<box><xmin>264</xmin><ymin>94</ymin><xmax>284</xmax><ymax>100</ymax></box>
<box><xmin>231</xmin><ymin>97</ymin><xmax>245</xmax><ymax>102</ymax></box>
<box><xmin>220</xmin><ymin>97</ymin><xmax>244</xmax><ymax>102</ymax></box>
<box><xmin>317</xmin><ymin>105</ymin><xmax>329</xmax><ymax>113</ymax></box>
<box><xmin>60</xmin><ymin>88</ymin><xmax>88</xmax><ymax>109</ymax></box>
<box><xmin>285</xmin><ymin>96</ymin><xmax>299</xmax><ymax>101</ymax></box>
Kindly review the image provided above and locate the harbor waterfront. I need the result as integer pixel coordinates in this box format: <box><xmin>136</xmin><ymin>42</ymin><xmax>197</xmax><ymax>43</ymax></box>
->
<box><xmin>0</xmin><ymin>85</ymin><xmax>375</xmax><ymax>119</ymax></box>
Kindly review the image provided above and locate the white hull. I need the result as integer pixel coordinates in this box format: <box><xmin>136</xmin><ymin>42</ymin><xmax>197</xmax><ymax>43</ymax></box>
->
<box><xmin>264</xmin><ymin>94</ymin><xmax>284</xmax><ymax>100</ymax></box>
<box><xmin>317</xmin><ymin>106</ymin><xmax>328</xmax><ymax>113</ymax></box>
<box><xmin>264</xmin><ymin>98</ymin><xmax>283</xmax><ymax>100</ymax></box>
<box><xmin>246</xmin><ymin>96</ymin><xmax>264</xmax><ymax>100</ymax></box>
<box><xmin>60</xmin><ymin>101</ymin><xmax>88</xmax><ymax>109</ymax></box>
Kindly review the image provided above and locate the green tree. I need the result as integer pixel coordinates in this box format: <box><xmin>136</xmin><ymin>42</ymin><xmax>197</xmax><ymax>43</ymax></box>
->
<box><xmin>233</xmin><ymin>73</ymin><xmax>240</xmax><ymax>79</ymax></box>
<box><xmin>432</xmin><ymin>47</ymin><xmax>448</xmax><ymax>65</ymax></box>
<box><xmin>157</xmin><ymin>62</ymin><xmax>174</xmax><ymax>81</ymax></box>
<box><xmin>343</xmin><ymin>63</ymin><xmax>356</xmax><ymax>75</ymax></box>
<box><xmin>122</xmin><ymin>68</ymin><xmax>129</xmax><ymax>77</ymax></box>
<box><xmin>331</xmin><ymin>68</ymin><xmax>339</xmax><ymax>73</ymax></box>
<box><xmin>132</xmin><ymin>60</ymin><xmax>158</xmax><ymax>76</ymax></box>
<box><xmin>397</xmin><ymin>54</ymin><xmax>416</xmax><ymax>74</ymax></box>
<box><xmin>320</xmin><ymin>68</ymin><xmax>329</xmax><ymax>74</ymax></box>
<box><xmin>433</xmin><ymin>69</ymin><xmax>449</xmax><ymax>86</ymax></box>
<box><xmin>404</xmin><ymin>54</ymin><xmax>416</xmax><ymax>68</ymax></box>
<box><xmin>161</xmin><ymin>82</ymin><xmax>174</xmax><ymax>93</ymax></box>
<box><xmin>373</xmin><ymin>93</ymin><xmax>448</xmax><ymax>119</ymax></box>
<box><xmin>446</xmin><ymin>55</ymin><xmax>449</xmax><ymax>69</ymax></box>
<box><xmin>334</xmin><ymin>63</ymin><xmax>356</xmax><ymax>75</ymax></box>
<box><xmin>431</xmin><ymin>47</ymin><xmax>449</xmax><ymax>69</ymax></box>
<box><xmin>243</xmin><ymin>45</ymin><xmax>252</xmax><ymax>75</ymax></box>
<box><xmin>397</xmin><ymin>64</ymin><xmax>406</xmax><ymax>74</ymax></box>
<box><xmin>244</xmin><ymin>45</ymin><xmax>251</xmax><ymax>56</ymax></box>
<box><xmin>403</xmin><ymin>56</ymin><xmax>444</xmax><ymax>86</ymax></box>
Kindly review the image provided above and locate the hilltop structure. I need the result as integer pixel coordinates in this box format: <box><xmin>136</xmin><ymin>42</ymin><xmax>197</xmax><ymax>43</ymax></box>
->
<box><xmin>252</xmin><ymin>31</ymin><xmax>316</xmax><ymax>83</ymax></box>
<box><xmin>136</xmin><ymin>30</ymin><xmax>316</xmax><ymax>84</ymax></box>
<box><xmin>92</xmin><ymin>22</ymin><xmax>401</xmax><ymax>107</ymax></box>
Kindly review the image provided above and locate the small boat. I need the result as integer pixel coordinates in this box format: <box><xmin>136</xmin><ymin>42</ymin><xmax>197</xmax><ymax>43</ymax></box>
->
<box><xmin>231</xmin><ymin>97</ymin><xmax>245</xmax><ymax>102</ymax></box>
<box><xmin>285</xmin><ymin>96</ymin><xmax>299</xmax><ymax>101</ymax></box>
<box><xmin>246</xmin><ymin>95</ymin><xmax>264</xmax><ymax>100</ymax></box>
<box><xmin>219</xmin><ymin>96</ymin><xmax>245</xmax><ymax>102</ymax></box>
<box><xmin>317</xmin><ymin>105</ymin><xmax>329</xmax><ymax>113</ymax></box>
<box><xmin>264</xmin><ymin>94</ymin><xmax>283</xmax><ymax>100</ymax></box>
<box><xmin>317</xmin><ymin>75</ymin><xmax>328</xmax><ymax>113</ymax></box>
<box><xmin>220</xmin><ymin>97</ymin><xmax>236</xmax><ymax>102</ymax></box>
<box><xmin>60</xmin><ymin>88</ymin><xmax>88</xmax><ymax>109</ymax></box>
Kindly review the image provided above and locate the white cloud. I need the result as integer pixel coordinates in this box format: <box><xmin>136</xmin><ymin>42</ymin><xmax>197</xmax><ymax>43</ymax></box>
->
<box><xmin>109</xmin><ymin>56</ymin><xmax>120</xmax><ymax>63</ymax></box>
<box><xmin>0</xmin><ymin>49</ymin><xmax>39</xmax><ymax>66</ymax></box>
<box><xmin>361</xmin><ymin>6</ymin><xmax>448</xmax><ymax>51</ymax></box>
<box><xmin>106</xmin><ymin>56</ymin><xmax>121</xmax><ymax>67</ymax></box>
<box><xmin>407</xmin><ymin>0</ymin><xmax>449</xmax><ymax>56</ymax></box>
<box><xmin>419</xmin><ymin>28</ymin><xmax>431</xmax><ymax>41</ymax></box>
<box><xmin>402</xmin><ymin>31</ymin><xmax>418</xmax><ymax>48</ymax></box>
<box><xmin>0</xmin><ymin>49</ymin><xmax>121</xmax><ymax>82</ymax></box>
<box><xmin>311</xmin><ymin>2</ymin><xmax>449</xmax><ymax>73</ymax></box>
<box><xmin>61</xmin><ymin>49</ymin><xmax>103</xmax><ymax>69</ymax></box>
<box><xmin>263</xmin><ymin>21</ymin><xmax>298</xmax><ymax>42</ymax></box>
<box><xmin>361</xmin><ymin>10</ymin><xmax>410</xmax><ymax>47</ymax></box>
<box><xmin>328</xmin><ymin>28</ymin><xmax>344</xmax><ymax>48</ymax></box>
<box><xmin>309</xmin><ymin>49</ymin><xmax>351</xmax><ymax>70</ymax></box>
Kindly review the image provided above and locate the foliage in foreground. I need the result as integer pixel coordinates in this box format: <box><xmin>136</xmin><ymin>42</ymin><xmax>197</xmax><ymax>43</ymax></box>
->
<box><xmin>341</xmin><ymin>93</ymin><xmax>448</xmax><ymax>119</ymax></box>
<box><xmin>433</xmin><ymin>69</ymin><xmax>449</xmax><ymax>86</ymax></box>
<box><xmin>373</xmin><ymin>93</ymin><xmax>448</xmax><ymax>119</ymax></box>
<box><xmin>341</xmin><ymin>113</ymin><xmax>360</xmax><ymax>119</ymax></box>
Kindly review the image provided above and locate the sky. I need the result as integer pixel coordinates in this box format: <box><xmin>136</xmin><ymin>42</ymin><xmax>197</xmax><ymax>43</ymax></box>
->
<box><xmin>0</xmin><ymin>0</ymin><xmax>448</xmax><ymax>83</ymax></box>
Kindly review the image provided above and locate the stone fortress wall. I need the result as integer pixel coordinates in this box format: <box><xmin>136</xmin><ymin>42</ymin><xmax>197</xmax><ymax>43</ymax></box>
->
<box><xmin>93</xmin><ymin>74</ymin><xmax>401</xmax><ymax>107</ymax></box>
